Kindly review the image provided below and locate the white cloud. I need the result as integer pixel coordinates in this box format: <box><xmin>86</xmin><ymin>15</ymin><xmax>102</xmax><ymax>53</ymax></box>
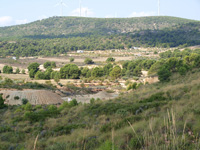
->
<box><xmin>0</xmin><ymin>16</ymin><xmax>29</xmax><ymax>27</ymax></box>
<box><xmin>129</xmin><ymin>12</ymin><xmax>156</xmax><ymax>17</ymax></box>
<box><xmin>15</xmin><ymin>19</ymin><xmax>28</xmax><ymax>25</ymax></box>
<box><xmin>70</xmin><ymin>7</ymin><xmax>94</xmax><ymax>17</ymax></box>
<box><xmin>0</xmin><ymin>16</ymin><xmax>13</xmax><ymax>27</ymax></box>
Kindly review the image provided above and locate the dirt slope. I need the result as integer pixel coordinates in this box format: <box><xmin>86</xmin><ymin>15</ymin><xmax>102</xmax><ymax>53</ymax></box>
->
<box><xmin>0</xmin><ymin>90</ymin><xmax>64</xmax><ymax>105</ymax></box>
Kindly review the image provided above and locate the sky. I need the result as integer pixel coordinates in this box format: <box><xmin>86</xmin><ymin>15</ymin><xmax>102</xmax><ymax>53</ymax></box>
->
<box><xmin>0</xmin><ymin>0</ymin><xmax>200</xmax><ymax>27</ymax></box>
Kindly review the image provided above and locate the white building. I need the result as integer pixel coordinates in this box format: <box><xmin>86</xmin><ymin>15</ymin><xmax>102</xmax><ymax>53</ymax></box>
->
<box><xmin>77</xmin><ymin>50</ymin><xmax>84</xmax><ymax>53</ymax></box>
<box><xmin>12</xmin><ymin>57</ymin><xmax>17</xmax><ymax>60</ymax></box>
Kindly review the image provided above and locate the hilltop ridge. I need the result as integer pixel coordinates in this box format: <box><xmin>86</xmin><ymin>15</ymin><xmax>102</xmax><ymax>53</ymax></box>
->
<box><xmin>0</xmin><ymin>16</ymin><xmax>199</xmax><ymax>39</ymax></box>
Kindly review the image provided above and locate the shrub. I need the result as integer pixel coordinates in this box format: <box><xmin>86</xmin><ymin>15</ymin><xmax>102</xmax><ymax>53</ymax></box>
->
<box><xmin>15</xmin><ymin>68</ymin><xmax>20</xmax><ymax>74</ymax></box>
<box><xmin>60</xmin><ymin>64</ymin><xmax>80</xmax><ymax>79</ymax></box>
<box><xmin>106</xmin><ymin>57</ymin><xmax>115</xmax><ymax>63</ymax></box>
<box><xmin>158</xmin><ymin>66</ymin><xmax>171</xmax><ymax>82</ymax></box>
<box><xmin>84</xmin><ymin>58</ymin><xmax>94</xmax><ymax>64</ymax></box>
<box><xmin>22</xmin><ymin>98</ymin><xmax>28</xmax><ymax>105</ymax></box>
<box><xmin>90</xmin><ymin>98</ymin><xmax>95</xmax><ymax>104</ymax></box>
<box><xmin>70</xmin><ymin>57</ymin><xmax>74</xmax><ymax>62</ymax></box>
<box><xmin>44</xmin><ymin>61</ymin><xmax>56</xmax><ymax>68</ymax></box>
<box><xmin>0</xmin><ymin>94</ymin><xmax>7</xmax><ymax>109</ymax></box>
<box><xmin>3</xmin><ymin>65</ymin><xmax>13</xmax><ymax>74</ymax></box>
<box><xmin>22</xmin><ymin>69</ymin><xmax>25</xmax><ymax>74</ymax></box>
<box><xmin>14</xmin><ymin>96</ymin><xmax>20</xmax><ymax>100</ymax></box>
<box><xmin>127</xmin><ymin>82</ymin><xmax>137</xmax><ymax>91</ymax></box>
<box><xmin>24</xmin><ymin>103</ymin><xmax>32</xmax><ymax>111</ymax></box>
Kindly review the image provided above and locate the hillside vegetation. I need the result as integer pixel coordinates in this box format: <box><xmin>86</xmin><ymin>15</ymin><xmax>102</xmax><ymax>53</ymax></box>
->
<box><xmin>1</xmin><ymin>67</ymin><xmax>200</xmax><ymax>149</ymax></box>
<box><xmin>0</xmin><ymin>16</ymin><xmax>200</xmax><ymax>57</ymax></box>
<box><xmin>0</xmin><ymin>16</ymin><xmax>197</xmax><ymax>39</ymax></box>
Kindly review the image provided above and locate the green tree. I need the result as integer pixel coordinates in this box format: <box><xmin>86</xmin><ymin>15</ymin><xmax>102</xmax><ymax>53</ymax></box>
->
<box><xmin>81</xmin><ymin>67</ymin><xmax>90</xmax><ymax>77</ymax></box>
<box><xmin>103</xmin><ymin>63</ymin><xmax>113</xmax><ymax>75</ymax></box>
<box><xmin>60</xmin><ymin>64</ymin><xmax>80</xmax><ymax>79</ymax></box>
<box><xmin>91</xmin><ymin>67</ymin><xmax>104</xmax><ymax>78</ymax></box>
<box><xmin>29</xmin><ymin>69</ymin><xmax>36</xmax><ymax>78</ymax></box>
<box><xmin>158</xmin><ymin>66</ymin><xmax>171</xmax><ymax>82</ymax></box>
<box><xmin>15</xmin><ymin>68</ymin><xmax>20</xmax><ymax>74</ymax></box>
<box><xmin>28</xmin><ymin>63</ymin><xmax>39</xmax><ymax>78</ymax></box>
<box><xmin>43</xmin><ymin>61</ymin><xmax>51</xmax><ymax>69</ymax></box>
<box><xmin>3</xmin><ymin>65</ymin><xmax>13</xmax><ymax>74</ymax></box>
<box><xmin>110</xmin><ymin>66</ymin><xmax>121</xmax><ymax>79</ymax></box>
<box><xmin>35</xmin><ymin>71</ymin><xmax>45</xmax><ymax>80</ymax></box>
<box><xmin>22</xmin><ymin>69</ymin><xmax>26</xmax><ymax>74</ymax></box>
<box><xmin>43</xmin><ymin>61</ymin><xmax>56</xmax><ymax>68</ymax></box>
<box><xmin>0</xmin><ymin>94</ymin><xmax>7</xmax><ymax>109</ymax></box>
<box><xmin>54</xmin><ymin>72</ymin><xmax>60</xmax><ymax>83</ymax></box>
<box><xmin>133</xmin><ymin>66</ymin><xmax>142</xmax><ymax>77</ymax></box>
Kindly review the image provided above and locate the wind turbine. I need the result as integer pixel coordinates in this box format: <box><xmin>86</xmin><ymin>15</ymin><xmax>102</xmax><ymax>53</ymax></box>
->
<box><xmin>158</xmin><ymin>0</ymin><xmax>160</xmax><ymax>16</ymax></box>
<box><xmin>55</xmin><ymin>0</ymin><xmax>68</xmax><ymax>16</ymax></box>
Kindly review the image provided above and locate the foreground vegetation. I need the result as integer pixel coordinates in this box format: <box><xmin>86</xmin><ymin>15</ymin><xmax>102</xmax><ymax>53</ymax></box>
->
<box><xmin>1</xmin><ymin>67</ymin><xmax>200</xmax><ymax>149</ymax></box>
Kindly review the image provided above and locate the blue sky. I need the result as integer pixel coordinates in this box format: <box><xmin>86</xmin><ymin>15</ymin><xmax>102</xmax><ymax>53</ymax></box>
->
<box><xmin>0</xmin><ymin>0</ymin><xmax>200</xmax><ymax>27</ymax></box>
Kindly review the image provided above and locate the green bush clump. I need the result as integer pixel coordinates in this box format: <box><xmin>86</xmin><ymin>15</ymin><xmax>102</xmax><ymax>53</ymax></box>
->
<box><xmin>84</xmin><ymin>58</ymin><xmax>94</xmax><ymax>64</ymax></box>
<box><xmin>14</xmin><ymin>96</ymin><xmax>20</xmax><ymax>100</ymax></box>
<box><xmin>0</xmin><ymin>94</ymin><xmax>7</xmax><ymax>109</ymax></box>
<box><xmin>139</xmin><ymin>92</ymin><xmax>167</xmax><ymax>103</ymax></box>
<box><xmin>24</xmin><ymin>106</ymin><xmax>59</xmax><ymax>122</ymax></box>
<box><xmin>22</xmin><ymin>98</ymin><xmax>28</xmax><ymax>105</ymax></box>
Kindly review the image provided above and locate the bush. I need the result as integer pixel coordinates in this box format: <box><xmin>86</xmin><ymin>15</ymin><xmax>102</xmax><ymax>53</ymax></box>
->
<box><xmin>24</xmin><ymin>103</ymin><xmax>32</xmax><ymax>111</ymax></box>
<box><xmin>158</xmin><ymin>66</ymin><xmax>171</xmax><ymax>82</ymax></box>
<box><xmin>14</xmin><ymin>96</ymin><xmax>20</xmax><ymax>100</ymax></box>
<box><xmin>22</xmin><ymin>69</ymin><xmax>25</xmax><ymax>74</ymax></box>
<box><xmin>0</xmin><ymin>94</ymin><xmax>7</xmax><ymax>109</ymax></box>
<box><xmin>60</xmin><ymin>64</ymin><xmax>80</xmax><ymax>79</ymax></box>
<box><xmin>106</xmin><ymin>57</ymin><xmax>115</xmax><ymax>63</ymax></box>
<box><xmin>15</xmin><ymin>68</ymin><xmax>20</xmax><ymax>74</ymax></box>
<box><xmin>3</xmin><ymin>65</ymin><xmax>13</xmax><ymax>74</ymax></box>
<box><xmin>44</xmin><ymin>61</ymin><xmax>56</xmax><ymax>68</ymax></box>
<box><xmin>84</xmin><ymin>58</ymin><xmax>94</xmax><ymax>64</ymax></box>
<box><xmin>70</xmin><ymin>58</ymin><xmax>75</xmax><ymax>62</ymax></box>
<box><xmin>127</xmin><ymin>82</ymin><xmax>137</xmax><ymax>91</ymax></box>
<box><xmin>90</xmin><ymin>98</ymin><xmax>95</xmax><ymax>104</ymax></box>
<box><xmin>22</xmin><ymin>98</ymin><xmax>28</xmax><ymax>105</ymax></box>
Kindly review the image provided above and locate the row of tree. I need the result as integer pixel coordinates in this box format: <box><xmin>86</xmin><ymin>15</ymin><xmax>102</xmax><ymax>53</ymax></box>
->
<box><xmin>1</xmin><ymin>65</ymin><xmax>25</xmax><ymax>74</ymax></box>
<box><xmin>27</xmin><ymin>59</ymin><xmax>157</xmax><ymax>81</ymax></box>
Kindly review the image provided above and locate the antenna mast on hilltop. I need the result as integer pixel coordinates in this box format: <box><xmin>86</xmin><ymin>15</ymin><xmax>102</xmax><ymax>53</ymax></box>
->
<box><xmin>55</xmin><ymin>0</ymin><xmax>68</xmax><ymax>16</ymax></box>
<box><xmin>158</xmin><ymin>0</ymin><xmax>160</xmax><ymax>16</ymax></box>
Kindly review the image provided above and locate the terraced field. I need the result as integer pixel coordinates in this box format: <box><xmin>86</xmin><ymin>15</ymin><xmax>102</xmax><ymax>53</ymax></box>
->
<box><xmin>0</xmin><ymin>90</ymin><xmax>63</xmax><ymax>105</ymax></box>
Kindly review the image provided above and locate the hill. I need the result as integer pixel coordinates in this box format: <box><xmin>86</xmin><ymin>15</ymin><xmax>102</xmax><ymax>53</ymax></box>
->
<box><xmin>0</xmin><ymin>16</ymin><xmax>198</xmax><ymax>39</ymax></box>
<box><xmin>0</xmin><ymin>16</ymin><xmax>200</xmax><ymax>56</ymax></box>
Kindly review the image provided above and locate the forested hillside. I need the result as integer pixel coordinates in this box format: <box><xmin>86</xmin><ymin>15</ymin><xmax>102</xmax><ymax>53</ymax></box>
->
<box><xmin>0</xmin><ymin>16</ymin><xmax>200</xmax><ymax>56</ymax></box>
<box><xmin>0</xmin><ymin>16</ymin><xmax>197</xmax><ymax>39</ymax></box>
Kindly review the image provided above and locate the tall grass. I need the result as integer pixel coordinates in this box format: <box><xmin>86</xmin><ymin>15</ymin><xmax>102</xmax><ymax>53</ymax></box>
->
<box><xmin>128</xmin><ymin>109</ymin><xmax>200</xmax><ymax>150</ymax></box>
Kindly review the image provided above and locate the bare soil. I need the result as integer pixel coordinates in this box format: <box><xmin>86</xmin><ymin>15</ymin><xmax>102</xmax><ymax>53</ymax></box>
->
<box><xmin>62</xmin><ymin>91</ymin><xmax>118</xmax><ymax>103</ymax></box>
<box><xmin>0</xmin><ymin>90</ymin><xmax>64</xmax><ymax>105</ymax></box>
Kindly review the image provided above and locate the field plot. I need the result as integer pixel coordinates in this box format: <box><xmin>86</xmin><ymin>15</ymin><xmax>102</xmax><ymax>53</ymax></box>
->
<box><xmin>0</xmin><ymin>90</ymin><xmax>63</xmax><ymax>105</ymax></box>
